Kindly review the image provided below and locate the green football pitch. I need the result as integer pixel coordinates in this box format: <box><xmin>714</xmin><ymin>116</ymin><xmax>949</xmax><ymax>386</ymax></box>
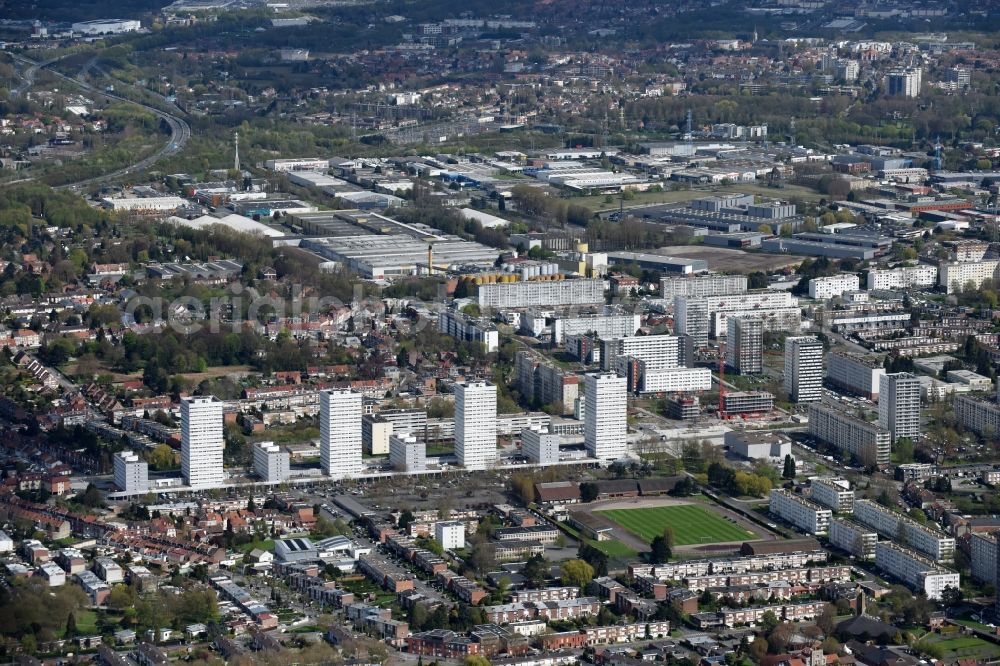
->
<box><xmin>596</xmin><ymin>504</ymin><xmax>756</xmax><ymax>545</ymax></box>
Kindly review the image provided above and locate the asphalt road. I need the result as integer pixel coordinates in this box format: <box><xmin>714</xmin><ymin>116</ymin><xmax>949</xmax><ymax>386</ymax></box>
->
<box><xmin>8</xmin><ymin>53</ymin><xmax>192</xmax><ymax>190</ymax></box>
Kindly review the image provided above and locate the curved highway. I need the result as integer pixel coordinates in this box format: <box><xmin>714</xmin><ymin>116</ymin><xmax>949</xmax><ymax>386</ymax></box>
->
<box><xmin>9</xmin><ymin>54</ymin><xmax>192</xmax><ymax>190</ymax></box>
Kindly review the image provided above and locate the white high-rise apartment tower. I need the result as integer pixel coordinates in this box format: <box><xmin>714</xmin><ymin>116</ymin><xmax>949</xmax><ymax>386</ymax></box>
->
<box><xmin>584</xmin><ymin>373</ymin><xmax>628</xmax><ymax>461</ymax></box>
<box><xmin>320</xmin><ymin>389</ymin><xmax>363</xmax><ymax>478</ymax></box>
<box><xmin>181</xmin><ymin>395</ymin><xmax>225</xmax><ymax>489</ymax></box>
<box><xmin>879</xmin><ymin>372</ymin><xmax>921</xmax><ymax>442</ymax></box>
<box><xmin>726</xmin><ymin>316</ymin><xmax>763</xmax><ymax>375</ymax></box>
<box><xmin>455</xmin><ymin>381</ymin><xmax>497</xmax><ymax>470</ymax></box>
<box><xmin>784</xmin><ymin>336</ymin><xmax>824</xmax><ymax>403</ymax></box>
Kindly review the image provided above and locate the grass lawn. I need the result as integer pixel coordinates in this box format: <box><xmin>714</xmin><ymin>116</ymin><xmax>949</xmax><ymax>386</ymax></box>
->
<box><xmin>238</xmin><ymin>539</ymin><xmax>274</xmax><ymax>554</ymax></box>
<box><xmin>426</xmin><ymin>443</ymin><xmax>454</xmax><ymax>456</ymax></box>
<box><xmin>936</xmin><ymin>636</ymin><xmax>996</xmax><ymax>651</ymax></box>
<box><xmin>60</xmin><ymin>609</ymin><xmax>99</xmax><ymax>638</ymax></box>
<box><xmin>597</xmin><ymin>504</ymin><xmax>755</xmax><ymax>545</ymax></box>
<box><xmin>588</xmin><ymin>539</ymin><xmax>637</xmax><ymax>559</ymax></box>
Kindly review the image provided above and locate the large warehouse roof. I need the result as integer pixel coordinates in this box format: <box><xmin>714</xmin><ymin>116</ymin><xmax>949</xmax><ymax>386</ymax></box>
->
<box><xmin>167</xmin><ymin>213</ymin><xmax>287</xmax><ymax>238</ymax></box>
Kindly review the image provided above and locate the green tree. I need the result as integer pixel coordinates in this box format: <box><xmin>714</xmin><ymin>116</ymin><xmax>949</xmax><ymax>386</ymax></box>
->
<box><xmin>760</xmin><ymin>609</ymin><xmax>780</xmax><ymax>632</ymax></box>
<box><xmin>75</xmin><ymin>483</ymin><xmax>103</xmax><ymax>508</ymax></box>
<box><xmin>662</xmin><ymin>526</ymin><xmax>675</xmax><ymax>551</ymax></box>
<box><xmin>465</xmin><ymin>656</ymin><xmax>492</xmax><ymax>666</ymax></box>
<box><xmin>523</xmin><ymin>554</ymin><xmax>549</xmax><ymax>589</ymax></box>
<box><xmin>650</xmin><ymin>535</ymin><xmax>672</xmax><ymax>563</ymax></box>
<box><xmin>783</xmin><ymin>454</ymin><xmax>796</xmax><ymax>479</ymax></box>
<box><xmin>560</xmin><ymin>559</ymin><xmax>595</xmax><ymax>588</ymax></box>
<box><xmin>147</xmin><ymin>444</ymin><xmax>176</xmax><ymax>470</ymax></box>
<box><xmin>580</xmin><ymin>482</ymin><xmax>599</xmax><ymax>503</ymax></box>
<box><xmin>107</xmin><ymin>584</ymin><xmax>136</xmax><ymax>610</ymax></box>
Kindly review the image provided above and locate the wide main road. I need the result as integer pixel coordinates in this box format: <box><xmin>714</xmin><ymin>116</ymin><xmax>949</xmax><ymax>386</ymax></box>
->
<box><xmin>9</xmin><ymin>53</ymin><xmax>191</xmax><ymax>190</ymax></box>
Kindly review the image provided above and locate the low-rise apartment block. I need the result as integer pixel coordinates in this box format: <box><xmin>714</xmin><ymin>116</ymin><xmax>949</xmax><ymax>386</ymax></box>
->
<box><xmin>826</xmin><ymin>351</ymin><xmax>885</xmax><ymax>400</ymax></box>
<box><xmin>954</xmin><ymin>395</ymin><xmax>1000</xmax><ymax>437</ymax></box>
<box><xmin>829</xmin><ymin>519</ymin><xmax>877</xmax><ymax>561</ymax></box>
<box><xmin>854</xmin><ymin>499</ymin><xmax>955</xmax><ymax>562</ymax></box>
<box><xmin>940</xmin><ymin>260</ymin><xmax>1000</xmax><ymax>294</ymax></box>
<box><xmin>874</xmin><ymin>542</ymin><xmax>960</xmax><ymax>601</ymax></box>
<box><xmin>769</xmin><ymin>489</ymin><xmax>832</xmax><ymax>536</ymax></box>
<box><xmin>628</xmin><ymin>548</ymin><xmax>828</xmax><ymax>581</ymax></box>
<box><xmin>693</xmin><ymin>601</ymin><xmax>827</xmax><ymax>629</ymax></box>
<box><xmin>971</xmin><ymin>532</ymin><xmax>997</xmax><ymax>586</ymax></box>
<box><xmin>809</xmin><ymin>273</ymin><xmax>860</xmax><ymax>300</ymax></box>
<box><xmin>867</xmin><ymin>265</ymin><xmax>937</xmax><ymax>290</ymax></box>
<box><xmin>809</xmin><ymin>478</ymin><xmax>854</xmax><ymax>513</ymax></box>
<box><xmin>484</xmin><ymin>597</ymin><xmax>601</xmax><ymax>624</ymax></box>
<box><xmin>438</xmin><ymin>310</ymin><xmax>499</xmax><ymax>353</ymax></box>
<box><xmin>807</xmin><ymin>403</ymin><xmax>891</xmax><ymax>468</ymax></box>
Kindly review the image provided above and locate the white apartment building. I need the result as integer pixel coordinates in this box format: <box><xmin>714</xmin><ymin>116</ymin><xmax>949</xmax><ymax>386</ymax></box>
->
<box><xmin>769</xmin><ymin>489</ymin><xmax>832</xmax><ymax>536</ymax></box>
<box><xmin>784</xmin><ymin>336</ymin><xmax>824</xmax><ymax>403</ymax></box>
<box><xmin>389</xmin><ymin>433</ymin><xmax>426</xmax><ymax>472</ymax></box>
<box><xmin>455</xmin><ymin>381</ymin><xmax>498</xmax><ymax>470</ymax></box>
<box><xmin>829</xmin><ymin>518</ymin><xmax>877</xmax><ymax>560</ymax></box>
<box><xmin>879</xmin><ymin>373</ymin><xmax>921</xmax><ymax>442</ymax></box>
<box><xmin>807</xmin><ymin>404</ymin><xmax>891</xmax><ymax>468</ymax></box>
<box><xmin>320</xmin><ymin>389</ymin><xmax>363</xmax><ymax>479</ymax></box>
<box><xmin>601</xmin><ymin>334</ymin><xmax>680</xmax><ymax>372</ymax></box>
<box><xmin>635</xmin><ymin>366</ymin><xmax>713</xmax><ymax>394</ymax></box>
<box><xmin>826</xmin><ymin>351</ymin><xmax>885</xmax><ymax>400</ymax></box>
<box><xmin>874</xmin><ymin>542</ymin><xmax>959</xmax><ymax>600</ymax></box>
<box><xmin>971</xmin><ymin>532</ymin><xmax>997</xmax><ymax>586</ymax></box>
<box><xmin>809</xmin><ymin>478</ymin><xmax>854</xmax><ymax>513</ymax></box>
<box><xmin>674</xmin><ymin>297</ymin><xmax>711</xmax><ymax>347</ymax></box>
<box><xmin>252</xmin><ymin>441</ymin><xmax>290</xmax><ymax>483</ymax></box>
<box><xmin>939</xmin><ymin>260</ymin><xmax>1000</xmax><ymax>294</ymax></box>
<box><xmin>866</xmin><ymin>265</ymin><xmax>937</xmax><ymax>290</ymax></box>
<box><xmin>726</xmin><ymin>316</ymin><xmax>763</xmax><ymax>375</ymax></box>
<box><xmin>660</xmin><ymin>274</ymin><xmax>748</xmax><ymax>301</ymax></box>
<box><xmin>808</xmin><ymin>273</ymin><xmax>860</xmax><ymax>300</ymax></box>
<box><xmin>675</xmin><ymin>291</ymin><xmax>800</xmax><ymax>345</ymax></box>
<box><xmin>478</xmin><ymin>279</ymin><xmax>605</xmax><ymax>309</ymax></box>
<box><xmin>438</xmin><ymin>310</ymin><xmax>499</xmax><ymax>352</ymax></box>
<box><xmin>854</xmin><ymin>499</ymin><xmax>955</xmax><ymax>562</ymax></box>
<box><xmin>181</xmin><ymin>396</ymin><xmax>225</xmax><ymax>489</ymax></box>
<box><xmin>946</xmin><ymin>369</ymin><xmax>993</xmax><ymax>391</ymax></box>
<box><xmin>376</xmin><ymin>409</ymin><xmax>428</xmax><ymax>436</ymax></box>
<box><xmin>113</xmin><ymin>451</ymin><xmax>148</xmax><ymax>494</ymax></box>
<box><xmin>950</xmin><ymin>240</ymin><xmax>989</xmax><ymax>262</ymax></box>
<box><xmin>584</xmin><ymin>373</ymin><xmax>628</xmax><ymax>461</ymax></box>
<box><xmin>552</xmin><ymin>312</ymin><xmax>641</xmax><ymax>345</ymax></box>
<box><xmin>521</xmin><ymin>427</ymin><xmax>560</xmax><ymax>464</ymax></box>
<box><xmin>954</xmin><ymin>395</ymin><xmax>1000</xmax><ymax>436</ymax></box>
<box><xmin>886</xmin><ymin>68</ymin><xmax>922</xmax><ymax>98</ymax></box>
<box><xmin>708</xmin><ymin>291</ymin><xmax>799</xmax><ymax>337</ymax></box>
<box><xmin>435</xmin><ymin>521</ymin><xmax>465</xmax><ymax>550</ymax></box>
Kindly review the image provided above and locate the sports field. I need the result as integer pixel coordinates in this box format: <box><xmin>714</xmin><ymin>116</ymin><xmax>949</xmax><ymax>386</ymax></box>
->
<box><xmin>596</xmin><ymin>504</ymin><xmax>756</xmax><ymax>545</ymax></box>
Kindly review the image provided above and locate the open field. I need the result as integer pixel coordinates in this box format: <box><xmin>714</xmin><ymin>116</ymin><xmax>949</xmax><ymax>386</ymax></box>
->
<box><xmin>597</xmin><ymin>504</ymin><xmax>756</xmax><ymax>546</ymax></box>
<box><xmin>587</xmin><ymin>538</ymin><xmax>638</xmax><ymax>559</ymax></box>
<box><xmin>923</xmin><ymin>633</ymin><xmax>1000</xmax><ymax>661</ymax></box>
<box><xmin>574</xmin><ymin>189</ymin><xmax>704</xmax><ymax>211</ymax></box>
<box><xmin>654</xmin><ymin>245</ymin><xmax>806</xmax><ymax>273</ymax></box>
